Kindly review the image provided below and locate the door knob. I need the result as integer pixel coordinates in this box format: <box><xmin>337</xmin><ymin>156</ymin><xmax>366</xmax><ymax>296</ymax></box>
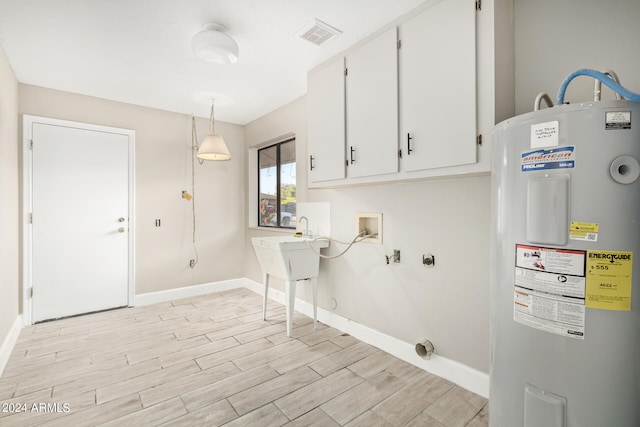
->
<box><xmin>118</xmin><ymin>217</ymin><xmax>126</xmax><ymax>222</ymax></box>
<box><xmin>118</xmin><ymin>227</ymin><xmax>126</xmax><ymax>233</ymax></box>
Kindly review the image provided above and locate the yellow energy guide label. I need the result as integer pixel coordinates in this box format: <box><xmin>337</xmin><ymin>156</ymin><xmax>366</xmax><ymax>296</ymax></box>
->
<box><xmin>586</xmin><ymin>250</ymin><xmax>632</xmax><ymax>311</ymax></box>
<box><xmin>570</xmin><ymin>222</ymin><xmax>599</xmax><ymax>242</ymax></box>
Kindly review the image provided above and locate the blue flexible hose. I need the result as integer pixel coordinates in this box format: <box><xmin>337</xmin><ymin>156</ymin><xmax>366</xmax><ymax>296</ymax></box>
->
<box><xmin>556</xmin><ymin>68</ymin><xmax>640</xmax><ymax>104</ymax></box>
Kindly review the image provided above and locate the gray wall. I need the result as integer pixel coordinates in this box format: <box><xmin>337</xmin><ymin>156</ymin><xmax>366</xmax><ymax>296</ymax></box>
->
<box><xmin>0</xmin><ymin>47</ymin><xmax>19</xmax><ymax>352</ymax></box>
<box><xmin>515</xmin><ymin>0</ymin><xmax>640</xmax><ymax>115</ymax></box>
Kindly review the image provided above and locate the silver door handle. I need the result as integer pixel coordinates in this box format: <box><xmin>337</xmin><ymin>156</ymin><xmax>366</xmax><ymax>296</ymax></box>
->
<box><xmin>118</xmin><ymin>227</ymin><xmax>126</xmax><ymax>233</ymax></box>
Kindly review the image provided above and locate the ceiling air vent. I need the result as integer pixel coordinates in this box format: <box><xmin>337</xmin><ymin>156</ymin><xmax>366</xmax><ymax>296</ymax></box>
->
<box><xmin>297</xmin><ymin>19</ymin><xmax>342</xmax><ymax>46</ymax></box>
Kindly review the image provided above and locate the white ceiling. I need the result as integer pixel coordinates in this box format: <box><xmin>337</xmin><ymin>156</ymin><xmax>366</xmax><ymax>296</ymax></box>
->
<box><xmin>0</xmin><ymin>0</ymin><xmax>428</xmax><ymax>124</ymax></box>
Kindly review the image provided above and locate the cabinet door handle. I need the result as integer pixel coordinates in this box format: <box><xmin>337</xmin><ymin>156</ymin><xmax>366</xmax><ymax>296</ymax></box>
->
<box><xmin>350</xmin><ymin>146</ymin><xmax>355</xmax><ymax>164</ymax></box>
<box><xmin>310</xmin><ymin>155</ymin><xmax>315</xmax><ymax>171</ymax></box>
<box><xmin>407</xmin><ymin>133</ymin><xmax>414</xmax><ymax>155</ymax></box>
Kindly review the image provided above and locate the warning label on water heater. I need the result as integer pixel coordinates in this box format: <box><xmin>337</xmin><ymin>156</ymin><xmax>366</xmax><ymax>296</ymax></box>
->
<box><xmin>569</xmin><ymin>221</ymin><xmax>599</xmax><ymax>242</ymax></box>
<box><xmin>514</xmin><ymin>244</ymin><xmax>586</xmax><ymax>339</ymax></box>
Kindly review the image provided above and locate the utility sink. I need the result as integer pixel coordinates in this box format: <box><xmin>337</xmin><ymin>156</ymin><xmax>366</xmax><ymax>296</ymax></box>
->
<box><xmin>251</xmin><ymin>235</ymin><xmax>329</xmax><ymax>336</ymax></box>
<box><xmin>251</xmin><ymin>236</ymin><xmax>329</xmax><ymax>281</ymax></box>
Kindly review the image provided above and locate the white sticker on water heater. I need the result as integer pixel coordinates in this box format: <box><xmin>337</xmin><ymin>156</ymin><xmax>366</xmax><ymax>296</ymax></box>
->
<box><xmin>530</xmin><ymin>121</ymin><xmax>559</xmax><ymax>148</ymax></box>
<box><xmin>513</xmin><ymin>244</ymin><xmax>586</xmax><ymax>339</ymax></box>
<box><xmin>605</xmin><ymin>111</ymin><xmax>631</xmax><ymax>130</ymax></box>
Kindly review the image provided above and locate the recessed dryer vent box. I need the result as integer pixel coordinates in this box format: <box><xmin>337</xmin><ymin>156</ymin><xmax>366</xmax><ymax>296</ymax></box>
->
<box><xmin>356</xmin><ymin>213</ymin><xmax>382</xmax><ymax>244</ymax></box>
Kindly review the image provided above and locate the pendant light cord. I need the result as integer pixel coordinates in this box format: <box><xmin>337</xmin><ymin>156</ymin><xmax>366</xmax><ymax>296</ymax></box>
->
<box><xmin>190</xmin><ymin>116</ymin><xmax>200</xmax><ymax>267</ymax></box>
<box><xmin>209</xmin><ymin>100</ymin><xmax>216</xmax><ymax>134</ymax></box>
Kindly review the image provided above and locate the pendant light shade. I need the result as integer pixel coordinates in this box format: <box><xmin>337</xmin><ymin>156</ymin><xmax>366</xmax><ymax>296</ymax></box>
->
<box><xmin>192</xmin><ymin>23</ymin><xmax>239</xmax><ymax>65</ymax></box>
<box><xmin>197</xmin><ymin>99</ymin><xmax>231</xmax><ymax>161</ymax></box>
<box><xmin>197</xmin><ymin>134</ymin><xmax>231</xmax><ymax>161</ymax></box>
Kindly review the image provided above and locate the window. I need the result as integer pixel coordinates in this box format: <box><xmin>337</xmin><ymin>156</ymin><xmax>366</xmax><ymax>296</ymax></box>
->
<box><xmin>258</xmin><ymin>138</ymin><xmax>296</xmax><ymax>228</ymax></box>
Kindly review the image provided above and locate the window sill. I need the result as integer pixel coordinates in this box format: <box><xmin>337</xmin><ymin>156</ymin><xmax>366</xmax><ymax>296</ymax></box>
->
<box><xmin>248</xmin><ymin>226</ymin><xmax>297</xmax><ymax>234</ymax></box>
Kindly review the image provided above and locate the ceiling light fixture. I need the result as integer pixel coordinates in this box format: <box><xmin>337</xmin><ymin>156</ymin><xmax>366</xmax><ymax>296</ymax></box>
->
<box><xmin>192</xmin><ymin>23</ymin><xmax>239</xmax><ymax>64</ymax></box>
<box><xmin>197</xmin><ymin>100</ymin><xmax>231</xmax><ymax>161</ymax></box>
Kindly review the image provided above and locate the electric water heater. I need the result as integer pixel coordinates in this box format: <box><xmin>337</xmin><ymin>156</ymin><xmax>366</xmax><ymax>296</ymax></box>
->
<box><xmin>491</xmin><ymin>96</ymin><xmax>640</xmax><ymax>426</ymax></box>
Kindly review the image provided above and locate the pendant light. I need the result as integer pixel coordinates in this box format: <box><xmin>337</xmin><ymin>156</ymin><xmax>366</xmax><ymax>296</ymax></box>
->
<box><xmin>197</xmin><ymin>100</ymin><xmax>231</xmax><ymax>161</ymax></box>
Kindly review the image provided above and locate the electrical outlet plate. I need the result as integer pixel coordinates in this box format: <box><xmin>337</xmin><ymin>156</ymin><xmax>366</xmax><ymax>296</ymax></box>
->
<box><xmin>356</xmin><ymin>213</ymin><xmax>382</xmax><ymax>244</ymax></box>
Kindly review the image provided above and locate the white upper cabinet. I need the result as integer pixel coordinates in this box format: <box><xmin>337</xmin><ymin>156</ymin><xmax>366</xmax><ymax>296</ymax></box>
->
<box><xmin>400</xmin><ymin>0</ymin><xmax>477</xmax><ymax>172</ymax></box>
<box><xmin>346</xmin><ymin>27</ymin><xmax>399</xmax><ymax>179</ymax></box>
<box><xmin>306</xmin><ymin>0</ymin><xmax>493</xmax><ymax>188</ymax></box>
<box><xmin>307</xmin><ymin>57</ymin><xmax>346</xmax><ymax>183</ymax></box>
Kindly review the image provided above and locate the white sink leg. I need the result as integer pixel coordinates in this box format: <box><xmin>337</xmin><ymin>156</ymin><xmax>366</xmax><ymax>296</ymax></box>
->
<box><xmin>285</xmin><ymin>279</ymin><xmax>296</xmax><ymax>337</ymax></box>
<box><xmin>311</xmin><ymin>277</ymin><xmax>318</xmax><ymax>329</ymax></box>
<box><xmin>262</xmin><ymin>273</ymin><xmax>270</xmax><ymax>321</ymax></box>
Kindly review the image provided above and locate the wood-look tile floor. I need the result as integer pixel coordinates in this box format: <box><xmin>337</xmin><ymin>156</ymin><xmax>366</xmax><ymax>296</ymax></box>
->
<box><xmin>0</xmin><ymin>288</ymin><xmax>488</xmax><ymax>426</ymax></box>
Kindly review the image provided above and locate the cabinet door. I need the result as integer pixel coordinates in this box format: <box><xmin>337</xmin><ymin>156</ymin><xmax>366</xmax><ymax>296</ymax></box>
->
<box><xmin>308</xmin><ymin>57</ymin><xmax>346</xmax><ymax>183</ymax></box>
<box><xmin>400</xmin><ymin>0</ymin><xmax>476</xmax><ymax>172</ymax></box>
<box><xmin>346</xmin><ymin>27</ymin><xmax>399</xmax><ymax>179</ymax></box>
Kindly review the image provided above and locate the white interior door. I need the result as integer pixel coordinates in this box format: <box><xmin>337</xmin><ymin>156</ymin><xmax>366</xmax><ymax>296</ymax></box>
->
<box><xmin>30</xmin><ymin>120</ymin><xmax>132</xmax><ymax>323</ymax></box>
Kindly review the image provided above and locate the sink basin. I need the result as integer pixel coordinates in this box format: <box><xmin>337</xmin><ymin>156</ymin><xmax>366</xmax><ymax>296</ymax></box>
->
<box><xmin>251</xmin><ymin>236</ymin><xmax>329</xmax><ymax>281</ymax></box>
<box><xmin>251</xmin><ymin>235</ymin><xmax>329</xmax><ymax>336</ymax></box>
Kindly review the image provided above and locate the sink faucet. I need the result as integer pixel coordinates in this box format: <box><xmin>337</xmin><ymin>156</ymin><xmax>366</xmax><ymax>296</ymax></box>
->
<box><xmin>299</xmin><ymin>216</ymin><xmax>310</xmax><ymax>236</ymax></box>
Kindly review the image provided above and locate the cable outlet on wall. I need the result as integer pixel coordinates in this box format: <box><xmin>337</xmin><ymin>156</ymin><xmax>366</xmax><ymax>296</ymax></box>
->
<box><xmin>356</xmin><ymin>213</ymin><xmax>382</xmax><ymax>244</ymax></box>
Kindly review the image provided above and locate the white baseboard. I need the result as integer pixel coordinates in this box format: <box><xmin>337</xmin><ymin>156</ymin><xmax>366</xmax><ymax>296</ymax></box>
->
<box><xmin>135</xmin><ymin>277</ymin><xmax>489</xmax><ymax>398</ymax></box>
<box><xmin>243</xmin><ymin>278</ymin><xmax>489</xmax><ymax>398</ymax></box>
<box><xmin>134</xmin><ymin>278</ymin><xmax>246</xmax><ymax>306</ymax></box>
<box><xmin>0</xmin><ymin>316</ymin><xmax>23</xmax><ymax>377</ymax></box>
<box><xmin>242</xmin><ymin>277</ymin><xmax>264</xmax><ymax>295</ymax></box>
